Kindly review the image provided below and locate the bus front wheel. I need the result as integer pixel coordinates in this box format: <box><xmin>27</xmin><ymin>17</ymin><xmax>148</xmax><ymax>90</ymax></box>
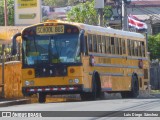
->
<box><xmin>80</xmin><ymin>80</ymin><xmax>97</xmax><ymax>101</ymax></box>
<box><xmin>38</xmin><ymin>93</ymin><xmax>46</xmax><ymax>103</ymax></box>
<box><xmin>121</xmin><ymin>75</ymin><xmax>139</xmax><ymax>98</ymax></box>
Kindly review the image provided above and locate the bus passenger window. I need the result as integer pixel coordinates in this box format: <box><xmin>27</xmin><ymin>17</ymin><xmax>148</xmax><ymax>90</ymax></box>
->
<box><xmin>119</xmin><ymin>38</ymin><xmax>122</xmax><ymax>55</ymax></box>
<box><xmin>102</xmin><ymin>36</ymin><xmax>106</xmax><ymax>53</ymax></box>
<box><xmin>111</xmin><ymin>37</ymin><xmax>115</xmax><ymax>54</ymax></box>
<box><xmin>114</xmin><ymin>38</ymin><xmax>119</xmax><ymax>55</ymax></box>
<box><xmin>142</xmin><ymin>42</ymin><xmax>145</xmax><ymax>57</ymax></box>
<box><xmin>93</xmin><ymin>35</ymin><xmax>97</xmax><ymax>52</ymax></box>
<box><xmin>97</xmin><ymin>35</ymin><xmax>101</xmax><ymax>53</ymax></box>
<box><xmin>134</xmin><ymin>41</ymin><xmax>138</xmax><ymax>56</ymax></box>
<box><xmin>131</xmin><ymin>40</ymin><xmax>134</xmax><ymax>56</ymax></box>
<box><xmin>127</xmin><ymin>40</ymin><xmax>131</xmax><ymax>56</ymax></box>
<box><xmin>106</xmin><ymin>36</ymin><xmax>110</xmax><ymax>54</ymax></box>
<box><xmin>138</xmin><ymin>42</ymin><xmax>142</xmax><ymax>56</ymax></box>
<box><xmin>122</xmin><ymin>39</ymin><xmax>126</xmax><ymax>54</ymax></box>
<box><xmin>88</xmin><ymin>34</ymin><xmax>92</xmax><ymax>52</ymax></box>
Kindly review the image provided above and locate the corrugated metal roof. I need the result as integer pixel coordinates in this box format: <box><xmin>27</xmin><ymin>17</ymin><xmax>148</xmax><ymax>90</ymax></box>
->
<box><xmin>132</xmin><ymin>14</ymin><xmax>160</xmax><ymax>24</ymax></box>
<box><xmin>131</xmin><ymin>0</ymin><xmax>160</xmax><ymax>7</ymax></box>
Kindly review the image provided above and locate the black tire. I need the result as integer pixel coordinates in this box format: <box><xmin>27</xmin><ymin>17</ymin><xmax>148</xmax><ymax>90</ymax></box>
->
<box><xmin>81</xmin><ymin>73</ymin><xmax>101</xmax><ymax>101</ymax></box>
<box><xmin>80</xmin><ymin>77</ymin><xmax>97</xmax><ymax>101</ymax></box>
<box><xmin>100</xmin><ymin>92</ymin><xmax>105</xmax><ymax>100</ymax></box>
<box><xmin>91</xmin><ymin>78</ymin><xmax>97</xmax><ymax>100</ymax></box>
<box><xmin>121</xmin><ymin>91</ymin><xmax>130</xmax><ymax>98</ymax></box>
<box><xmin>130</xmin><ymin>75</ymin><xmax>139</xmax><ymax>98</ymax></box>
<box><xmin>121</xmin><ymin>75</ymin><xmax>139</xmax><ymax>98</ymax></box>
<box><xmin>80</xmin><ymin>93</ymin><xmax>92</xmax><ymax>101</ymax></box>
<box><xmin>38</xmin><ymin>93</ymin><xmax>46</xmax><ymax>103</ymax></box>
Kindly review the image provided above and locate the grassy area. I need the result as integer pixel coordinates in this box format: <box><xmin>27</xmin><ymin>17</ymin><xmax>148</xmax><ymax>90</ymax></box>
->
<box><xmin>151</xmin><ymin>90</ymin><xmax>160</xmax><ymax>94</ymax></box>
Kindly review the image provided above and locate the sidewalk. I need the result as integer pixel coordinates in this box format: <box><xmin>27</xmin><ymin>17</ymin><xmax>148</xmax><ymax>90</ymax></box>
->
<box><xmin>0</xmin><ymin>98</ymin><xmax>30</xmax><ymax>107</ymax></box>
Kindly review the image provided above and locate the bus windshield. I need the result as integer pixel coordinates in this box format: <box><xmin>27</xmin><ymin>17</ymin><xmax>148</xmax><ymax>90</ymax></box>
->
<box><xmin>22</xmin><ymin>34</ymin><xmax>80</xmax><ymax>66</ymax></box>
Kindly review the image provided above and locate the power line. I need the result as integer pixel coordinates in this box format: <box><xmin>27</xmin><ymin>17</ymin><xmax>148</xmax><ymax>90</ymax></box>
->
<box><xmin>138</xmin><ymin>0</ymin><xmax>160</xmax><ymax>21</ymax></box>
<box><xmin>136</xmin><ymin>0</ymin><xmax>160</xmax><ymax>15</ymax></box>
<box><xmin>139</xmin><ymin>0</ymin><xmax>160</xmax><ymax>11</ymax></box>
<box><xmin>136</xmin><ymin>8</ymin><xmax>160</xmax><ymax>20</ymax></box>
<box><xmin>129</xmin><ymin>0</ymin><xmax>160</xmax><ymax>20</ymax></box>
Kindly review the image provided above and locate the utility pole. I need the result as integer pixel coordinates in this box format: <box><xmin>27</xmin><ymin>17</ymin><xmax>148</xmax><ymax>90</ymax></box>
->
<box><xmin>98</xmin><ymin>9</ymin><xmax>104</xmax><ymax>26</ymax></box>
<box><xmin>122</xmin><ymin>0</ymin><xmax>128</xmax><ymax>31</ymax></box>
<box><xmin>4</xmin><ymin>0</ymin><xmax>8</xmax><ymax>26</ymax></box>
<box><xmin>95</xmin><ymin>0</ymin><xmax>104</xmax><ymax>26</ymax></box>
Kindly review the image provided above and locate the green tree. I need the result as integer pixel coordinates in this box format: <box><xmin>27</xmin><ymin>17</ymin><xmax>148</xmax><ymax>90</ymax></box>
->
<box><xmin>148</xmin><ymin>33</ymin><xmax>160</xmax><ymax>60</ymax></box>
<box><xmin>0</xmin><ymin>1</ymin><xmax>4</xmax><ymax>26</ymax></box>
<box><xmin>67</xmin><ymin>0</ymin><xmax>112</xmax><ymax>25</ymax></box>
<box><xmin>0</xmin><ymin>0</ymin><xmax>14</xmax><ymax>26</ymax></box>
<box><xmin>67</xmin><ymin>0</ymin><xmax>98</xmax><ymax>25</ymax></box>
<box><xmin>7</xmin><ymin>0</ymin><xmax>14</xmax><ymax>25</ymax></box>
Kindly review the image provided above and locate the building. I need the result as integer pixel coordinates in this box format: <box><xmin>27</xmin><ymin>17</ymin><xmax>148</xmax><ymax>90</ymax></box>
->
<box><xmin>128</xmin><ymin>0</ymin><xmax>160</xmax><ymax>35</ymax></box>
<box><xmin>42</xmin><ymin>6</ymin><xmax>71</xmax><ymax>21</ymax></box>
<box><xmin>108</xmin><ymin>0</ymin><xmax>160</xmax><ymax>35</ymax></box>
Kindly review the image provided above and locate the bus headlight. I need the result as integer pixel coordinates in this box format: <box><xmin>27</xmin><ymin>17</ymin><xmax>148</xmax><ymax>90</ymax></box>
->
<box><xmin>69</xmin><ymin>79</ymin><xmax>73</xmax><ymax>83</ymax></box>
<box><xmin>25</xmin><ymin>80</ymin><xmax>34</xmax><ymax>86</ymax></box>
<box><xmin>74</xmin><ymin>79</ymin><xmax>79</xmax><ymax>84</ymax></box>
<box><xmin>25</xmin><ymin>81</ymin><xmax>30</xmax><ymax>86</ymax></box>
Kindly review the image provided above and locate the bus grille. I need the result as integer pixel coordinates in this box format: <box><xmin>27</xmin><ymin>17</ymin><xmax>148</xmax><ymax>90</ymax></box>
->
<box><xmin>35</xmin><ymin>65</ymin><xmax>67</xmax><ymax>77</ymax></box>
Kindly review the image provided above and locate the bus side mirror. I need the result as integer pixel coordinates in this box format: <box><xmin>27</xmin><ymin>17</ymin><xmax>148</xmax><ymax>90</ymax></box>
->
<box><xmin>79</xmin><ymin>30</ymin><xmax>86</xmax><ymax>53</ymax></box>
<box><xmin>11</xmin><ymin>33</ymin><xmax>21</xmax><ymax>55</ymax></box>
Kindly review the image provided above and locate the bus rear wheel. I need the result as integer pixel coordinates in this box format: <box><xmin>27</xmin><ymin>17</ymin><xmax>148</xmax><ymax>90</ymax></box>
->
<box><xmin>130</xmin><ymin>75</ymin><xmax>139</xmax><ymax>98</ymax></box>
<box><xmin>38</xmin><ymin>93</ymin><xmax>46</xmax><ymax>103</ymax></box>
<box><xmin>80</xmin><ymin>93</ymin><xmax>92</xmax><ymax>101</ymax></box>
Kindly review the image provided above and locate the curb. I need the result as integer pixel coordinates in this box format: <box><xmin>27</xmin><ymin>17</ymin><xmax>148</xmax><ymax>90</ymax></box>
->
<box><xmin>150</xmin><ymin>94</ymin><xmax>160</xmax><ymax>98</ymax></box>
<box><xmin>0</xmin><ymin>99</ymin><xmax>31</xmax><ymax>107</ymax></box>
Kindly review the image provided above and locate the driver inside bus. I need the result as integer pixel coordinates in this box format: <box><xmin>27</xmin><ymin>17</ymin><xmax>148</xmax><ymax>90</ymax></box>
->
<box><xmin>65</xmin><ymin>42</ymin><xmax>75</xmax><ymax>58</ymax></box>
<box><xmin>59</xmin><ymin>41</ymin><xmax>74</xmax><ymax>57</ymax></box>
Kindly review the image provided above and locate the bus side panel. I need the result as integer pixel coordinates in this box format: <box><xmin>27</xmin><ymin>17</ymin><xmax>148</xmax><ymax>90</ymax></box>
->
<box><xmin>82</xmin><ymin>56</ymin><xmax>92</xmax><ymax>92</ymax></box>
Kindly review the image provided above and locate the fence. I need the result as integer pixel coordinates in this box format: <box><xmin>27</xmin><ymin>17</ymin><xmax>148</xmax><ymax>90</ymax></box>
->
<box><xmin>0</xmin><ymin>53</ymin><xmax>22</xmax><ymax>98</ymax></box>
<box><xmin>150</xmin><ymin>61</ymin><xmax>160</xmax><ymax>90</ymax></box>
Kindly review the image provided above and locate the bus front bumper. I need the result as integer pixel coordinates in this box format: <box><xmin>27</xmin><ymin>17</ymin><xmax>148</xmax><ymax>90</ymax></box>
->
<box><xmin>22</xmin><ymin>85</ymin><xmax>83</xmax><ymax>96</ymax></box>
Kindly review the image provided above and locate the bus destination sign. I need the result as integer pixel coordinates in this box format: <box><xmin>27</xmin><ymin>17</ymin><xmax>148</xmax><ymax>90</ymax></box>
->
<box><xmin>36</xmin><ymin>25</ymin><xmax>64</xmax><ymax>35</ymax></box>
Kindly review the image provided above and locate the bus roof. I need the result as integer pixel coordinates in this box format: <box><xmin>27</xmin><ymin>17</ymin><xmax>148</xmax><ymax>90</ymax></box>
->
<box><xmin>77</xmin><ymin>23</ymin><xmax>145</xmax><ymax>39</ymax></box>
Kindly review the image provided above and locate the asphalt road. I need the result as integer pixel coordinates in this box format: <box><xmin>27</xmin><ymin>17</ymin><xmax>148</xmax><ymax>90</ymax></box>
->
<box><xmin>0</xmin><ymin>93</ymin><xmax>160</xmax><ymax>120</ymax></box>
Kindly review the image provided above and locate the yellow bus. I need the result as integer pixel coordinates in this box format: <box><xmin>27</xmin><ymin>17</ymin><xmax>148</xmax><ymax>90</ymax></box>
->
<box><xmin>11</xmin><ymin>20</ymin><xmax>149</xmax><ymax>103</ymax></box>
